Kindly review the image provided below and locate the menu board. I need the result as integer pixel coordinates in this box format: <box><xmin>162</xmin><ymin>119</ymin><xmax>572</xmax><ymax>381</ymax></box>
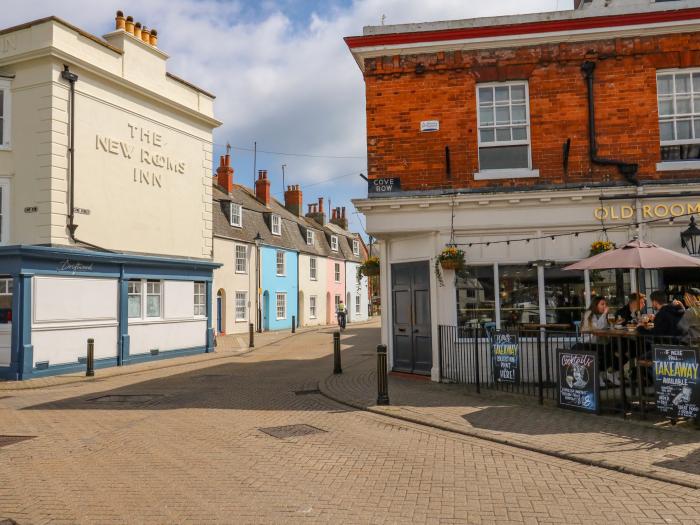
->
<box><xmin>491</xmin><ymin>332</ymin><xmax>519</xmax><ymax>384</ymax></box>
<box><xmin>557</xmin><ymin>348</ymin><xmax>599</xmax><ymax>414</ymax></box>
<box><xmin>654</xmin><ymin>345</ymin><xmax>699</xmax><ymax>420</ymax></box>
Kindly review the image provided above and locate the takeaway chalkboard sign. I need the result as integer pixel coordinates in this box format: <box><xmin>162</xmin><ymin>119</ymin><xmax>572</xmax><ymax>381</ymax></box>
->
<box><xmin>557</xmin><ymin>348</ymin><xmax>599</xmax><ymax>414</ymax></box>
<box><xmin>368</xmin><ymin>177</ymin><xmax>401</xmax><ymax>195</ymax></box>
<box><xmin>491</xmin><ymin>331</ymin><xmax>519</xmax><ymax>384</ymax></box>
<box><xmin>654</xmin><ymin>345</ymin><xmax>699</xmax><ymax>421</ymax></box>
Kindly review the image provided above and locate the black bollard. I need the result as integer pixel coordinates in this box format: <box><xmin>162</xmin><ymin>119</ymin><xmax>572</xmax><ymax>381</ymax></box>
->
<box><xmin>86</xmin><ymin>338</ymin><xmax>95</xmax><ymax>377</ymax></box>
<box><xmin>292</xmin><ymin>315</ymin><xmax>296</xmax><ymax>334</ymax></box>
<box><xmin>376</xmin><ymin>344</ymin><xmax>390</xmax><ymax>405</ymax></box>
<box><xmin>249</xmin><ymin>322</ymin><xmax>254</xmax><ymax>348</ymax></box>
<box><xmin>333</xmin><ymin>331</ymin><xmax>342</xmax><ymax>374</ymax></box>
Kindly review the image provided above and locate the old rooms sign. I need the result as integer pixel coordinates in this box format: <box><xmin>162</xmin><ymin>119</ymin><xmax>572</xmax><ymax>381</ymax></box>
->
<box><xmin>95</xmin><ymin>124</ymin><xmax>186</xmax><ymax>188</ymax></box>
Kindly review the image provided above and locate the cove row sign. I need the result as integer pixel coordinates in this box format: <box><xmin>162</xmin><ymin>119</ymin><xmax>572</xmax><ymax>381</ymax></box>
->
<box><xmin>368</xmin><ymin>177</ymin><xmax>401</xmax><ymax>195</ymax></box>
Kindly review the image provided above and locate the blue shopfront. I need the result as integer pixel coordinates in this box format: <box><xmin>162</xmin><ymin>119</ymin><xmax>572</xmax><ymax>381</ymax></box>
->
<box><xmin>0</xmin><ymin>246</ymin><xmax>219</xmax><ymax>380</ymax></box>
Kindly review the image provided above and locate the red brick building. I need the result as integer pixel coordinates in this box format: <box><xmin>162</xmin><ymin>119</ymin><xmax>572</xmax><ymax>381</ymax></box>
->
<box><xmin>347</xmin><ymin>0</ymin><xmax>700</xmax><ymax>377</ymax></box>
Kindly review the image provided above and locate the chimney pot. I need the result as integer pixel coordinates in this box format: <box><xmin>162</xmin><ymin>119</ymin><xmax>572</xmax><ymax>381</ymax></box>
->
<box><xmin>149</xmin><ymin>28</ymin><xmax>158</xmax><ymax>46</ymax></box>
<box><xmin>224</xmin><ymin>153</ymin><xmax>230</xmax><ymax>167</ymax></box>
<box><xmin>141</xmin><ymin>27</ymin><xmax>151</xmax><ymax>43</ymax></box>
<box><xmin>133</xmin><ymin>22</ymin><xmax>142</xmax><ymax>39</ymax></box>
<box><xmin>115</xmin><ymin>11</ymin><xmax>126</xmax><ymax>30</ymax></box>
<box><xmin>318</xmin><ymin>197</ymin><xmax>324</xmax><ymax>214</ymax></box>
<box><xmin>125</xmin><ymin>16</ymin><xmax>134</xmax><ymax>34</ymax></box>
<box><xmin>342</xmin><ymin>206</ymin><xmax>346</xmax><ymax>219</ymax></box>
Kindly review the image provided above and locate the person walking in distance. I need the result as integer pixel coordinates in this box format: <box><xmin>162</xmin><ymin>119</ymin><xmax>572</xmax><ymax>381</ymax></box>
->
<box><xmin>337</xmin><ymin>300</ymin><xmax>347</xmax><ymax>330</ymax></box>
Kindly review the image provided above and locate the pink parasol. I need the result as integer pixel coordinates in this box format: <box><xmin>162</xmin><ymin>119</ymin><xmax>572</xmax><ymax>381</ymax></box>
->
<box><xmin>564</xmin><ymin>239</ymin><xmax>700</xmax><ymax>271</ymax></box>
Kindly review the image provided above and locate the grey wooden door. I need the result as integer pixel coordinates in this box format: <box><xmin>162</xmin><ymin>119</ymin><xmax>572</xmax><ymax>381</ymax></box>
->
<box><xmin>391</xmin><ymin>261</ymin><xmax>432</xmax><ymax>375</ymax></box>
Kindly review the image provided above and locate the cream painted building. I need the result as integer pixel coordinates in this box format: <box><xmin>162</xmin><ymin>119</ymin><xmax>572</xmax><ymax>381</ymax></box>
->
<box><xmin>0</xmin><ymin>13</ymin><xmax>221</xmax><ymax>379</ymax></box>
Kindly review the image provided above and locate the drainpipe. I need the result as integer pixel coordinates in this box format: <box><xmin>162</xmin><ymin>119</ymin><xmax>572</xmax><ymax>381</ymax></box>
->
<box><xmin>581</xmin><ymin>61</ymin><xmax>640</xmax><ymax>187</ymax></box>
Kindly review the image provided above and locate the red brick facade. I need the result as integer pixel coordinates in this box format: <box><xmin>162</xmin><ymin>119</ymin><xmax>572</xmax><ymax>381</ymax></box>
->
<box><xmin>362</xmin><ymin>31</ymin><xmax>700</xmax><ymax>192</ymax></box>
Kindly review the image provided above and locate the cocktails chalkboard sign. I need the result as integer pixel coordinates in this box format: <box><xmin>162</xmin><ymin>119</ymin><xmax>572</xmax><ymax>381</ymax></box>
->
<box><xmin>654</xmin><ymin>345</ymin><xmax>699</xmax><ymax>421</ymax></box>
<box><xmin>557</xmin><ymin>348</ymin><xmax>599</xmax><ymax>414</ymax></box>
<box><xmin>491</xmin><ymin>331</ymin><xmax>519</xmax><ymax>384</ymax></box>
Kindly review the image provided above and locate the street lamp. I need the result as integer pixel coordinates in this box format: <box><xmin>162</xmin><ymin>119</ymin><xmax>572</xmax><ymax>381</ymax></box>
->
<box><xmin>254</xmin><ymin>232</ymin><xmax>263</xmax><ymax>332</ymax></box>
<box><xmin>681</xmin><ymin>216</ymin><xmax>700</xmax><ymax>257</ymax></box>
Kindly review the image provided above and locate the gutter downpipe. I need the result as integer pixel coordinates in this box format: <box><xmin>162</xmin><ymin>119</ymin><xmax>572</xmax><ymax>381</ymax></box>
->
<box><xmin>581</xmin><ymin>61</ymin><xmax>640</xmax><ymax>187</ymax></box>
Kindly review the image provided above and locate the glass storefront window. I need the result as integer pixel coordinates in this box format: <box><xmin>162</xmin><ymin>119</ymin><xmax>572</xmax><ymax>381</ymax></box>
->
<box><xmin>499</xmin><ymin>265</ymin><xmax>538</xmax><ymax>328</ymax></box>
<box><xmin>456</xmin><ymin>266</ymin><xmax>495</xmax><ymax>327</ymax></box>
<box><xmin>589</xmin><ymin>269</ymin><xmax>630</xmax><ymax>312</ymax></box>
<box><xmin>544</xmin><ymin>266</ymin><xmax>585</xmax><ymax>327</ymax></box>
<box><xmin>0</xmin><ymin>277</ymin><xmax>12</xmax><ymax>324</ymax></box>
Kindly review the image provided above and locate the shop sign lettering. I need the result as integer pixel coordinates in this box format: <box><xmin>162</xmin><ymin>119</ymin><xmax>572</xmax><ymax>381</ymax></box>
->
<box><xmin>57</xmin><ymin>260</ymin><xmax>94</xmax><ymax>274</ymax></box>
<box><xmin>0</xmin><ymin>35</ymin><xmax>16</xmax><ymax>55</ymax></box>
<box><xmin>594</xmin><ymin>202</ymin><xmax>700</xmax><ymax>221</ymax></box>
<box><xmin>491</xmin><ymin>331</ymin><xmax>519</xmax><ymax>384</ymax></box>
<box><xmin>368</xmin><ymin>178</ymin><xmax>401</xmax><ymax>194</ymax></box>
<box><xmin>654</xmin><ymin>345</ymin><xmax>699</xmax><ymax>420</ymax></box>
<box><xmin>557</xmin><ymin>348</ymin><xmax>599</xmax><ymax>414</ymax></box>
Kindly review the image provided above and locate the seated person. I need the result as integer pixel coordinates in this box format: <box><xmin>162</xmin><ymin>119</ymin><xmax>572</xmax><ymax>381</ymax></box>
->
<box><xmin>679</xmin><ymin>288</ymin><xmax>700</xmax><ymax>345</ymax></box>
<box><xmin>582</xmin><ymin>296</ymin><xmax>621</xmax><ymax>387</ymax></box>
<box><xmin>637</xmin><ymin>290</ymin><xmax>685</xmax><ymax>339</ymax></box>
<box><xmin>616</xmin><ymin>292</ymin><xmax>645</xmax><ymax>324</ymax></box>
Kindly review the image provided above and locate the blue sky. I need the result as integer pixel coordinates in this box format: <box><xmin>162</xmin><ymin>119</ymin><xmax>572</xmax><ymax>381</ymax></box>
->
<box><xmin>6</xmin><ymin>0</ymin><xmax>574</xmax><ymax>237</ymax></box>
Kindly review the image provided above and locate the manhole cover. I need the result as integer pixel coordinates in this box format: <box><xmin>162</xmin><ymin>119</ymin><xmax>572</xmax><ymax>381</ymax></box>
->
<box><xmin>0</xmin><ymin>436</ymin><xmax>34</xmax><ymax>449</ymax></box>
<box><xmin>87</xmin><ymin>394</ymin><xmax>162</xmax><ymax>403</ymax></box>
<box><xmin>258</xmin><ymin>424</ymin><xmax>326</xmax><ymax>439</ymax></box>
<box><xmin>294</xmin><ymin>389</ymin><xmax>321</xmax><ymax>396</ymax></box>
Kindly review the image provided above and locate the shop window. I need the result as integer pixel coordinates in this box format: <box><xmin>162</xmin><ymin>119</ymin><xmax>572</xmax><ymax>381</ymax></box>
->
<box><xmin>456</xmin><ymin>266</ymin><xmax>496</xmax><ymax>327</ymax></box>
<box><xmin>235</xmin><ymin>244</ymin><xmax>247</xmax><ymax>273</ymax></box>
<box><xmin>657</xmin><ymin>70</ymin><xmax>700</xmax><ymax>161</ymax></box>
<box><xmin>309</xmin><ymin>295</ymin><xmax>317</xmax><ymax>318</ymax></box>
<box><xmin>477</xmin><ymin>81</ymin><xmax>531</xmax><ymax>171</ymax></box>
<box><xmin>310</xmin><ymin>257</ymin><xmax>317</xmax><ymax>280</ymax></box>
<box><xmin>229</xmin><ymin>202</ymin><xmax>242</xmax><ymax>227</ymax></box>
<box><xmin>331</xmin><ymin>235</ymin><xmax>339</xmax><ymax>251</ymax></box>
<box><xmin>307</xmin><ymin>229</ymin><xmax>314</xmax><ymax>245</ymax></box>
<box><xmin>0</xmin><ymin>79</ymin><xmax>10</xmax><ymax>149</ymax></box>
<box><xmin>0</xmin><ymin>180</ymin><xmax>8</xmax><ymax>245</ymax></box>
<box><xmin>235</xmin><ymin>291</ymin><xmax>247</xmax><ymax>321</ymax></box>
<box><xmin>0</xmin><ymin>277</ymin><xmax>12</xmax><ymax>324</ymax></box>
<box><xmin>276</xmin><ymin>250</ymin><xmax>285</xmax><ymax>276</ymax></box>
<box><xmin>276</xmin><ymin>292</ymin><xmax>287</xmax><ymax>320</ymax></box>
<box><xmin>146</xmin><ymin>280</ymin><xmax>162</xmax><ymax>318</ymax></box>
<box><xmin>127</xmin><ymin>280</ymin><xmax>142</xmax><ymax>318</ymax></box>
<box><xmin>543</xmin><ymin>266</ymin><xmax>586</xmax><ymax>326</ymax></box>
<box><xmin>499</xmin><ymin>265</ymin><xmax>539</xmax><ymax>328</ymax></box>
<box><xmin>334</xmin><ymin>262</ymin><xmax>341</xmax><ymax>282</ymax></box>
<box><xmin>271</xmin><ymin>214</ymin><xmax>281</xmax><ymax>235</ymax></box>
<box><xmin>193</xmin><ymin>282</ymin><xmax>206</xmax><ymax>317</ymax></box>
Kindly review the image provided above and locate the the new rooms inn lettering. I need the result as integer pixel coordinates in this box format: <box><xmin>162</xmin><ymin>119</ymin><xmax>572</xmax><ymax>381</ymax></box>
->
<box><xmin>95</xmin><ymin>124</ymin><xmax>186</xmax><ymax>188</ymax></box>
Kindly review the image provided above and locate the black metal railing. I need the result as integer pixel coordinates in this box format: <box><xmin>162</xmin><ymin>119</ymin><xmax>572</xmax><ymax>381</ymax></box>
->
<box><xmin>438</xmin><ymin>324</ymin><xmax>700</xmax><ymax>420</ymax></box>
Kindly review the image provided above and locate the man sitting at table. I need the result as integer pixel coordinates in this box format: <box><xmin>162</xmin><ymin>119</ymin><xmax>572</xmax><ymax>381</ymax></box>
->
<box><xmin>616</xmin><ymin>293</ymin><xmax>645</xmax><ymax>324</ymax></box>
<box><xmin>637</xmin><ymin>290</ymin><xmax>684</xmax><ymax>339</ymax></box>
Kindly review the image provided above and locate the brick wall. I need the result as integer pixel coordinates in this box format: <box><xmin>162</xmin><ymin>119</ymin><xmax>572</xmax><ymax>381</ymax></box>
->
<box><xmin>363</xmin><ymin>31</ymin><xmax>700</xmax><ymax>192</ymax></box>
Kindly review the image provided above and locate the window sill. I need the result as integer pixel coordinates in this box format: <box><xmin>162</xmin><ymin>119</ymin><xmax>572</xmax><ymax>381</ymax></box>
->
<box><xmin>0</xmin><ymin>145</ymin><xmax>11</xmax><ymax>151</ymax></box>
<box><xmin>235</xmin><ymin>270</ymin><xmax>248</xmax><ymax>275</ymax></box>
<box><xmin>474</xmin><ymin>169</ymin><xmax>540</xmax><ymax>181</ymax></box>
<box><xmin>656</xmin><ymin>161</ymin><xmax>700</xmax><ymax>171</ymax></box>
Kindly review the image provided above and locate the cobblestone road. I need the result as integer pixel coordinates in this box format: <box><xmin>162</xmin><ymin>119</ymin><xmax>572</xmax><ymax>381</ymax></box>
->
<box><xmin>1</xmin><ymin>323</ymin><xmax>699</xmax><ymax>523</ymax></box>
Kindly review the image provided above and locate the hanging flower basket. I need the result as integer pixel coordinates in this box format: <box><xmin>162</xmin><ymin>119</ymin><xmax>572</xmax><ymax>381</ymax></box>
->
<box><xmin>589</xmin><ymin>240</ymin><xmax>615</xmax><ymax>257</ymax></box>
<box><xmin>357</xmin><ymin>257</ymin><xmax>380</xmax><ymax>282</ymax></box>
<box><xmin>435</xmin><ymin>246</ymin><xmax>465</xmax><ymax>286</ymax></box>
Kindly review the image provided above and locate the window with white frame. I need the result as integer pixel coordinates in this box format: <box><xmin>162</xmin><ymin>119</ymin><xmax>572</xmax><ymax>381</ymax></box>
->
<box><xmin>235</xmin><ymin>244</ymin><xmax>248</xmax><ymax>273</ymax></box>
<box><xmin>306</xmin><ymin>229</ymin><xmax>315</xmax><ymax>245</ymax></box>
<box><xmin>276</xmin><ymin>292</ymin><xmax>287</xmax><ymax>320</ymax></box>
<box><xmin>477</xmin><ymin>81</ymin><xmax>531</xmax><ymax>171</ymax></box>
<box><xmin>0</xmin><ymin>180</ymin><xmax>8</xmax><ymax>245</ymax></box>
<box><xmin>0</xmin><ymin>79</ymin><xmax>10</xmax><ymax>149</ymax></box>
<box><xmin>355</xmin><ymin>294</ymin><xmax>361</xmax><ymax>315</ymax></box>
<box><xmin>331</xmin><ymin>235</ymin><xmax>338</xmax><ymax>251</ymax></box>
<box><xmin>309</xmin><ymin>295</ymin><xmax>317</xmax><ymax>318</ymax></box>
<box><xmin>658</xmin><ymin>70</ymin><xmax>700</xmax><ymax>161</ymax></box>
<box><xmin>194</xmin><ymin>282</ymin><xmax>206</xmax><ymax>316</ymax></box>
<box><xmin>271</xmin><ymin>214</ymin><xmax>281</xmax><ymax>235</ymax></box>
<box><xmin>230</xmin><ymin>202</ymin><xmax>242</xmax><ymax>227</ymax></box>
<box><xmin>127</xmin><ymin>280</ymin><xmax>142</xmax><ymax>318</ymax></box>
<box><xmin>235</xmin><ymin>291</ymin><xmax>247</xmax><ymax>321</ymax></box>
<box><xmin>310</xmin><ymin>257</ymin><xmax>317</xmax><ymax>280</ymax></box>
<box><xmin>276</xmin><ymin>250</ymin><xmax>285</xmax><ymax>275</ymax></box>
<box><xmin>334</xmin><ymin>262</ymin><xmax>341</xmax><ymax>282</ymax></box>
<box><xmin>353</xmin><ymin>239</ymin><xmax>360</xmax><ymax>256</ymax></box>
<box><xmin>146</xmin><ymin>280</ymin><xmax>162</xmax><ymax>318</ymax></box>
<box><xmin>0</xmin><ymin>277</ymin><xmax>12</xmax><ymax>324</ymax></box>
<box><xmin>334</xmin><ymin>294</ymin><xmax>341</xmax><ymax>311</ymax></box>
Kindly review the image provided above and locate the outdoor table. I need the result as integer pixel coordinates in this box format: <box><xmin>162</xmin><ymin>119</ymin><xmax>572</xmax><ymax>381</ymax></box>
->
<box><xmin>522</xmin><ymin>323</ymin><xmax>571</xmax><ymax>330</ymax></box>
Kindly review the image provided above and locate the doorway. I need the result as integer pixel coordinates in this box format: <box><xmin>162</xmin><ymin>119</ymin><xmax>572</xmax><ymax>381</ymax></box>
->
<box><xmin>263</xmin><ymin>291</ymin><xmax>270</xmax><ymax>331</ymax></box>
<box><xmin>298</xmin><ymin>291</ymin><xmax>304</xmax><ymax>327</ymax></box>
<box><xmin>391</xmin><ymin>261</ymin><xmax>432</xmax><ymax>375</ymax></box>
<box><xmin>216</xmin><ymin>289</ymin><xmax>225</xmax><ymax>335</ymax></box>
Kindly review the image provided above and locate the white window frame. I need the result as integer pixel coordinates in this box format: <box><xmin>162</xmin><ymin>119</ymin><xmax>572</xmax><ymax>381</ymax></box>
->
<box><xmin>235</xmin><ymin>291</ymin><xmax>247</xmax><ymax>321</ymax></box>
<box><xmin>230</xmin><ymin>202</ymin><xmax>242</xmax><ymax>227</ymax></box>
<box><xmin>276</xmin><ymin>250</ymin><xmax>285</xmax><ymax>276</ymax></box>
<box><xmin>0</xmin><ymin>179</ymin><xmax>9</xmax><ymax>246</ymax></box>
<box><xmin>127</xmin><ymin>280</ymin><xmax>143</xmax><ymax>319</ymax></box>
<box><xmin>355</xmin><ymin>294</ymin><xmax>361</xmax><ymax>315</ymax></box>
<box><xmin>353</xmin><ymin>239</ymin><xmax>360</xmax><ymax>256</ymax></box>
<box><xmin>276</xmin><ymin>292</ymin><xmax>287</xmax><ymax>320</ymax></box>
<box><xmin>331</xmin><ymin>235</ymin><xmax>339</xmax><ymax>251</ymax></box>
<box><xmin>306</xmin><ymin>229</ymin><xmax>315</xmax><ymax>246</ymax></box>
<box><xmin>656</xmin><ymin>68</ymin><xmax>700</xmax><ymax>170</ymax></box>
<box><xmin>0</xmin><ymin>79</ymin><xmax>11</xmax><ymax>150</ymax></box>
<box><xmin>0</xmin><ymin>276</ymin><xmax>12</xmax><ymax>325</ymax></box>
<box><xmin>146</xmin><ymin>280</ymin><xmax>163</xmax><ymax>319</ymax></box>
<box><xmin>193</xmin><ymin>282</ymin><xmax>206</xmax><ymax>317</ymax></box>
<box><xmin>475</xmin><ymin>81</ymin><xmax>538</xmax><ymax>180</ymax></box>
<box><xmin>235</xmin><ymin>244</ymin><xmax>248</xmax><ymax>274</ymax></box>
<box><xmin>271</xmin><ymin>214</ymin><xmax>281</xmax><ymax>236</ymax></box>
<box><xmin>309</xmin><ymin>295</ymin><xmax>317</xmax><ymax>319</ymax></box>
<box><xmin>334</xmin><ymin>262</ymin><xmax>341</xmax><ymax>283</ymax></box>
<box><xmin>309</xmin><ymin>257</ymin><xmax>317</xmax><ymax>280</ymax></box>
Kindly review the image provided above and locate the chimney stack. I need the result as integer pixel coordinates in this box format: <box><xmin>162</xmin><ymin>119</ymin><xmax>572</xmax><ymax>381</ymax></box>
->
<box><xmin>305</xmin><ymin>197</ymin><xmax>326</xmax><ymax>225</ymax></box>
<box><xmin>330</xmin><ymin>206</ymin><xmax>348</xmax><ymax>230</ymax></box>
<box><xmin>215</xmin><ymin>150</ymin><xmax>234</xmax><ymax>194</ymax></box>
<box><xmin>116</xmin><ymin>12</ymin><xmax>158</xmax><ymax>47</ymax></box>
<box><xmin>255</xmin><ymin>170</ymin><xmax>271</xmax><ymax>207</ymax></box>
<box><xmin>284</xmin><ymin>185</ymin><xmax>303</xmax><ymax>217</ymax></box>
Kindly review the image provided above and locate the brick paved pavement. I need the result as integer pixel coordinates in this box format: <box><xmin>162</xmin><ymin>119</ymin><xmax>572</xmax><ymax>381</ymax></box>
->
<box><xmin>0</xmin><ymin>322</ymin><xmax>698</xmax><ymax>523</ymax></box>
